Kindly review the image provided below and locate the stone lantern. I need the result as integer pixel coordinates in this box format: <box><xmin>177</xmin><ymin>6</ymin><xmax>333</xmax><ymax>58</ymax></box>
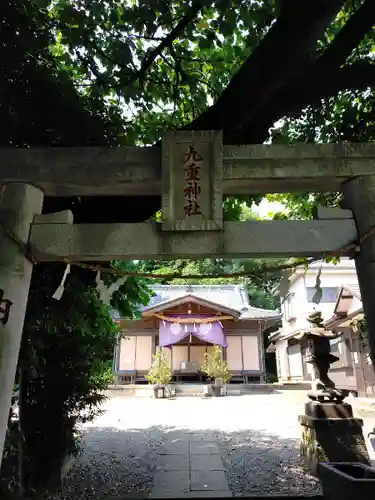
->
<box><xmin>298</xmin><ymin>310</ymin><xmax>370</xmax><ymax>476</ymax></box>
<box><xmin>300</xmin><ymin>310</ymin><xmax>347</xmax><ymax>404</ymax></box>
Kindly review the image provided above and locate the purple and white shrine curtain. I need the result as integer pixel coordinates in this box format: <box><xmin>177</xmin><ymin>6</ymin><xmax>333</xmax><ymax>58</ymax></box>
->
<box><xmin>158</xmin><ymin>314</ymin><xmax>227</xmax><ymax>348</ymax></box>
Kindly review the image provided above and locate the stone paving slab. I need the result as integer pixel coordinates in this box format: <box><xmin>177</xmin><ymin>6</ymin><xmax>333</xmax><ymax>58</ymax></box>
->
<box><xmin>190</xmin><ymin>470</ymin><xmax>230</xmax><ymax>492</ymax></box>
<box><xmin>157</xmin><ymin>440</ymin><xmax>190</xmax><ymax>455</ymax></box>
<box><xmin>151</xmin><ymin>470</ymin><xmax>190</xmax><ymax>495</ymax></box>
<box><xmin>182</xmin><ymin>492</ymin><xmax>232</xmax><ymax>498</ymax></box>
<box><xmin>190</xmin><ymin>441</ymin><xmax>221</xmax><ymax>455</ymax></box>
<box><xmin>149</xmin><ymin>492</ymin><xmax>232</xmax><ymax>498</ymax></box>
<box><xmin>150</xmin><ymin>430</ymin><xmax>229</xmax><ymax>498</ymax></box>
<box><xmin>189</xmin><ymin>433</ymin><xmax>218</xmax><ymax>443</ymax></box>
<box><xmin>155</xmin><ymin>454</ymin><xmax>189</xmax><ymax>471</ymax></box>
<box><xmin>190</xmin><ymin>454</ymin><xmax>225</xmax><ymax>471</ymax></box>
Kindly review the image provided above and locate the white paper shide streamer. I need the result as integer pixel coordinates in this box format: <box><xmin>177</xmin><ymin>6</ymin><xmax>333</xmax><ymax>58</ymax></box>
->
<box><xmin>52</xmin><ymin>264</ymin><xmax>71</xmax><ymax>300</ymax></box>
<box><xmin>95</xmin><ymin>270</ymin><xmax>128</xmax><ymax>305</ymax></box>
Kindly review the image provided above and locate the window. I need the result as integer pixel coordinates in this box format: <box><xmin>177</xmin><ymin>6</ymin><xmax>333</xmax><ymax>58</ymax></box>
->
<box><xmin>306</xmin><ymin>287</ymin><xmax>339</xmax><ymax>303</ymax></box>
<box><xmin>283</xmin><ymin>293</ymin><xmax>295</xmax><ymax>321</ymax></box>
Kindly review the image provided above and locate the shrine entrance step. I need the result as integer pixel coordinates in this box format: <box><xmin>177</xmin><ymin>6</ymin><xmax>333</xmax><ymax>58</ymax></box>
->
<box><xmin>105</xmin><ymin>383</ymin><xmax>310</xmax><ymax>399</ymax></box>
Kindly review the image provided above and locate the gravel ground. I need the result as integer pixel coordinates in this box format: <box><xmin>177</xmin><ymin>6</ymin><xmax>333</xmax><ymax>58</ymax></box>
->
<box><xmin>213</xmin><ymin>394</ymin><xmax>321</xmax><ymax>497</ymax></box>
<box><xmin>217</xmin><ymin>429</ymin><xmax>320</xmax><ymax>496</ymax></box>
<box><xmin>41</xmin><ymin>427</ymin><xmax>162</xmax><ymax>499</ymax></box>
<box><xmin>42</xmin><ymin>399</ymin><xmax>168</xmax><ymax>499</ymax></box>
<box><xmin>41</xmin><ymin>391</ymin><xmax>375</xmax><ymax>499</ymax></box>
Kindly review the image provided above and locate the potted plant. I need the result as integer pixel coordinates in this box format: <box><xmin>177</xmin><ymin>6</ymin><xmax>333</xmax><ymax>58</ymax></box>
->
<box><xmin>146</xmin><ymin>350</ymin><xmax>172</xmax><ymax>398</ymax></box>
<box><xmin>200</xmin><ymin>346</ymin><xmax>231</xmax><ymax>397</ymax></box>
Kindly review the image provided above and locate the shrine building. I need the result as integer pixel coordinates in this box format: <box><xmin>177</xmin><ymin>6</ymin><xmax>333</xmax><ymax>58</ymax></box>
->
<box><xmin>112</xmin><ymin>284</ymin><xmax>280</xmax><ymax>384</ymax></box>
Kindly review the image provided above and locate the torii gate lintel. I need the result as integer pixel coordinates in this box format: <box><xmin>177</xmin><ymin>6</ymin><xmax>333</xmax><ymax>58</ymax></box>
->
<box><xmin>1</xmin><ymin>137</ymin><xmax>375</xmax><ymax>196</ymax></box>
<box><xmin>1</xmin><ymin>132</ymin><xmax>375</xmax><ymax>469</ymax></box>
<box><xmin>29</xmin><ymin>217</ymin><xmax>357</xmax><ymax>262</ymax></box>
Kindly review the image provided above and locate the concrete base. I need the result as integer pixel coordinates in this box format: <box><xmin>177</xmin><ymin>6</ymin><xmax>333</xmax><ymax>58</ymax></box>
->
<box><xmin>299</xmin><ymin>401</ymin><xmax>371</xmax><ymax>477</ymax></box>
<box><xmin>105</xmin><ymin>382</ymin><xmax>311</xmax><ymax>399</ymax></box>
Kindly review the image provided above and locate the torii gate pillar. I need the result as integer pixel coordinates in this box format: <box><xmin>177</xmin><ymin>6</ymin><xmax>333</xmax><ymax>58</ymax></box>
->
<box><xmin>342</xmin><ymin>176</ymin><xmax>375</xmax><ymax>370</ymax></box>
<box><xmin>0</xmin><ymin>183</ymin><xmax>44</xmax><ymax>464</ymax></box>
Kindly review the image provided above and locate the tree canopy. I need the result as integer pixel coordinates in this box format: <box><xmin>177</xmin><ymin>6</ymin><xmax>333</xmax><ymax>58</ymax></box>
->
<box><xmin>3</xmin><ymin>0</ymin><xmax>375</xmax><ymax>222</ymax></box>
<box><xmin>3</xmin><ymin>0</ymin><xmax>373</xmax><ymax>223</ymax></box>
<box><xmin>38</xmin><ymin>0</ymin><xmax>375</xmax><ymax>147</ymax></box>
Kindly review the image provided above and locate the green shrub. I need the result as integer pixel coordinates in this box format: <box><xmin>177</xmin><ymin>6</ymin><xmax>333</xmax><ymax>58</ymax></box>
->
<box><xmin>4</xmin><ymin>262</ymin><xmax>150</xmax><ymax>496</ymax></box>
<box><xmin>146</xmin><ymin>350</ymin><xmax>172</xmax><ymax>386</ymax></box>
<box><xmin>200</xmin><ymin>346</ymin><xmax>231</xmax><ymax>384</ymax></box>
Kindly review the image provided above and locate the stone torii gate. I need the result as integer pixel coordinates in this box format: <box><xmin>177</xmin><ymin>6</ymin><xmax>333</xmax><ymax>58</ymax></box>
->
<box><xmin>1</xmin><ymin>131</ymin><xmax>375</xmax><ymax>464</ymax></box>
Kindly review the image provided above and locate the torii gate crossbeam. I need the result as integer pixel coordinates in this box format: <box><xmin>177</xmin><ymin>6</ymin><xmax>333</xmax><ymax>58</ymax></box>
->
<box><xmin>30</xmin><ymin>218</ymin><xmax>357</xmax><ymax>261</ymax></box>
<box><xmin>0</xmin><ymin>141</ymin><xmax>375</xmax><ymax>196</ymax></box>
<box><xmin>1</xmin><ymin>131</ymin><xmax>375</xmax><ymax>468</ymax></box>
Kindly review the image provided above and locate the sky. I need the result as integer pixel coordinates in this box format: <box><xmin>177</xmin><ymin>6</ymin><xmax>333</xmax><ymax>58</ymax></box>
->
<box><xmin>252</xmin><ymin>199</ymin><xmax>284</xmax><ymax>219</ymax></box>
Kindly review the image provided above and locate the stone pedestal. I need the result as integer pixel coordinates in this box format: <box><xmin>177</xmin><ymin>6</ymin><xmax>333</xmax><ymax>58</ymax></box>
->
<box><xmin>299</xmin><ymin>401</ymin><xmax>370</xmax><ymax>476</ymax></box>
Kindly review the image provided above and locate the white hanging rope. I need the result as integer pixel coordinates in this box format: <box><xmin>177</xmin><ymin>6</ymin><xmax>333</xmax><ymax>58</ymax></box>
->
<box><xmin>52</xmin><ymin>264</ymin><xmax>71</xmax><ymax>300</ymax></box>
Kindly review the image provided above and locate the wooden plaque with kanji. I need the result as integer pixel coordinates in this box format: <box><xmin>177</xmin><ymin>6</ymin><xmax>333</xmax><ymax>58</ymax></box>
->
<box><xmin>161</xmin><ymin>130</ymin><xmax>223</xmax><ymax>231</ymax></box>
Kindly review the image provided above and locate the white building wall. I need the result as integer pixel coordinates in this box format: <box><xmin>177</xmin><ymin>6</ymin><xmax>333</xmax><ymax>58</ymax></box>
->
<box><xmin>347</xmin><ymin>296</ymin><xmax>362</xmax><ymax>316</ymax></box>
<box><xmin>275</xmin><ymin>260</ymin><xmax>359</xmax><ymax>382</ymax></box>
<box><xmin>304</xmin><ymin>271</ymin><xmax>358</xmax><ymax>323</ymax></box>
<box><xmin>281</xmin><ymin>277</ymin><xmax>308</xmax><ymax>335</ymax></box>
<box><xmin>276</xmin><ymin>338</ymin><xmax>290</xmax><ymax>380</ymax></box>
<box><xmin>281</xmin><ymin>268</ymin><xmax>358</xmax><ymax>335</ymax></box>
<box><xmin>288</xmin><ymin>343</ymin><xmax>304</xmax><ymax>379</ymax></box>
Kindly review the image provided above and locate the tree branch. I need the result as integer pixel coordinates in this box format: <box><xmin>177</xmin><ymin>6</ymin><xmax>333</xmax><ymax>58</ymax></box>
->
<box><xmin>222</xmin><ymin>0</ymin><xmax>375</xmax><ymax>145</ymax></box>
<box><xmin>317</xmin><ymin>0</ymin><xmax>375</xmax><ymax>67</ymax></box>
<box><xmin>130</xmin><ymin>1</ymin><xmax>206</xmax><ymax>87</ymax></box>
<box><xmin>228</xmin><ymin>61</ymin><xmax>375</xmax><ymax>145</ymax></box>
<box><xmin>185</xmin><ymin>0</ymin><xmax>346</xmax><ymax>140</ymax></box>
<box><xmin>309</xmin><ymin>62</ymin><xmax>375</xmax><ymax>98</ymax></box>
<box><xmin>272</xmin><ymin>62</ymin><xmax>375</xmax><ymax>114</ymax></box>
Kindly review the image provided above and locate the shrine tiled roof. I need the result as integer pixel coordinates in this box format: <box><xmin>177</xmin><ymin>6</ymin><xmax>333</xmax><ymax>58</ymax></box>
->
<box><xmin>141</xmin><ymin>284</ymin><xmax>280</xmax><ymax>321</ymax></box>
